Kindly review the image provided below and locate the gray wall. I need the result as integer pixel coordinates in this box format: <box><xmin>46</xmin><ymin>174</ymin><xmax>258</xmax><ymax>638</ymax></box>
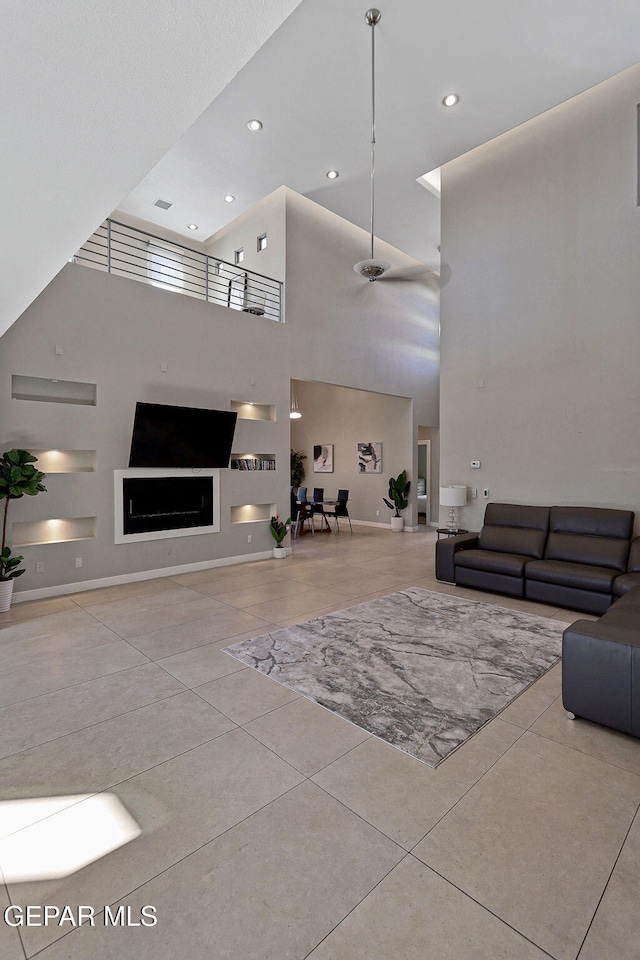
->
<box><xmin>439</xmin><ymin>63</ymin><xmax>640</xmax><ymax>532</ymax></box>
<box><xmin>1</xmin><ymin>187</ymin><xmax>439</xmax><ymax>595</ymax></box>
<box><xmin>290</xmin><ymin>381</ymin><xmax>413</xmax><ymax>526</ymax></box>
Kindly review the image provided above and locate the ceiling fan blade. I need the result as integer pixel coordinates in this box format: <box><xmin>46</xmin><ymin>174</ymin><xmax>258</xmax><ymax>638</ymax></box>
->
<box><xmin>371</xmin><ymin>264</ymin><xmax>441</xmax><ymax>289</ymax></box>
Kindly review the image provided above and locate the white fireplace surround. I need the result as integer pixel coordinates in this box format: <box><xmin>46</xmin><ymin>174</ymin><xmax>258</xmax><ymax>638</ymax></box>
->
<box><xmin>114</xmin><ymin>468</ymin><xmax>220</xmax><ymax>544</ymax></box>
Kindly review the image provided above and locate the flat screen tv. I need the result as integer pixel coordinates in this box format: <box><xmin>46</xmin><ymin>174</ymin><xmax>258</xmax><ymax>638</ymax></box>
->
<box><xmin>128</xmin><ymin>402</ymin><xmax>237</xmax><ymax>468</ymax></box>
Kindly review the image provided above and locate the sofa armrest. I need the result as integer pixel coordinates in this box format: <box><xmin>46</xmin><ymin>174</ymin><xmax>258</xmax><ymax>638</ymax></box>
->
<box><xmin>562</xmin><ymin>619</ymin><xmax>640</xmax><ymax>736</ymax></box>
<box><xmin>563</xmin><ymin>619</ymin><xmax>640</xmax><ymax>650</ymax></box>
<box><xmin>435</xmin><ymin>532</ymin><xmax>479</xmax><ymax>582</ymax></box>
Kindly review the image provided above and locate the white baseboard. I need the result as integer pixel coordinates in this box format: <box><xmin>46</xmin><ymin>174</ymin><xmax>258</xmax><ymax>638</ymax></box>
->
<box><xmin>349</xmin><ymin>519</ymin><xmax>423</xmax><ymax>532</ymax></box>
<box><xmin>350</xmin><ymin>519</ymin><xmax>394</xmax><ymax>529</ymax></box>
<box><xmin>13</xmin><ymin>549</ymin><xmax>275</xmax><ymax>603</ymax></box>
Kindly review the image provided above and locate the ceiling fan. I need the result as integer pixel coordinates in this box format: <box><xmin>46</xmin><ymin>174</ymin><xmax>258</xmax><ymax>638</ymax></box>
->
<box><xmin>353</xmin><ymin>9</ymin><xmax>439</xmax><ymax>286</ymax></box>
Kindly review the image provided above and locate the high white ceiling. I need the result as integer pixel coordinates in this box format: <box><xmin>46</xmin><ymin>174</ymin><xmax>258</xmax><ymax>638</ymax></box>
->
<box><xmin>0</xmin><ymin>0</ymin><xmax>303</xmax><ymax>338</ymax></box>
<box><xmin>119</xmin><ymin>0</ymin><xmax>640</xmax><ymax>267</ymax></box>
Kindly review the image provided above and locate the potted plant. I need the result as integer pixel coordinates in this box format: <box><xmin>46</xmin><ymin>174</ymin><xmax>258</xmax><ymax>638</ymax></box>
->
<box><xmin>383</xmin><ymin>469</ymin><xmax>411</xmax><ymax>532</ymax></box>
<box><xmin>290</xmin><ymin>449</ymin><xmax>306</xmax><ymax>493</ymax></box>
<box><xmin>269</xmin><ymin>515</ymin><xmax>290</xmax><ymax>558</ymax></box>
<box><xmin>0</xmin><ymin>449</ymin><xmax>47</xmax><ymax>611</ymax></box>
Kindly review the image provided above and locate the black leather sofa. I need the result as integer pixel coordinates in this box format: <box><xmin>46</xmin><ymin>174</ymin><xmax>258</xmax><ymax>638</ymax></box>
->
<box><xmin>435</xmin><ymin>502</ymin><xmax>636</xmax><ymax>615</ymax></box>
<box><xmin>436</xmin><ymin>501</ymin><xmax>640</xmax><ymax>737</ymax></box>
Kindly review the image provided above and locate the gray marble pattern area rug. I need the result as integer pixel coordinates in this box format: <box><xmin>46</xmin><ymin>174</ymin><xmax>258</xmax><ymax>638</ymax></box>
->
<box><xmin>223</xmin><ymin>588</ymin><xmax>565</xmax><ymax>766</ymax></box>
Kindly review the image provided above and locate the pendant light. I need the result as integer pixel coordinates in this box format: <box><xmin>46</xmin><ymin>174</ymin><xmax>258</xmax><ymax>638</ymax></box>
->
<box><xmin>354</xmin><ymin>8</ymin><xmax>390</xmax><ymax>282</ymax></box>
<box><xmin>290</xmin><ymin>382</ymin><xmax>302</xmax><ymax>419</ymax></box>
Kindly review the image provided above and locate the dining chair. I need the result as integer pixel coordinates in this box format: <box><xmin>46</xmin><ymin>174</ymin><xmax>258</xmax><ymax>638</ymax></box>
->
<box><xmin>311</xmin><ymin>487</ymin><xmax>327</xmax><ymax>531</ymax></box>
<box><xmin>326</xmin><ymin>489</ymin><xmax>352</xmax><ymax>533</ymax></box>
<box><xmin>294</xmin><ymin>487</ymin><xmax>314</xmax><ymax>536</ymax></box>
<box><xmin>300</xmin><ymin>501</ymin><xmax>315</xmax><ymax>535</ymax></box>
<box><xmin>290</xmin><ymin>489</ymin><xmax>302</xmax><ymax>538</ymax></box>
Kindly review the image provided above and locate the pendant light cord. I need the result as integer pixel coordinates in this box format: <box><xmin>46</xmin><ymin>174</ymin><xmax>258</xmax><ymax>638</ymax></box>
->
<box><xmin>353</xmin><ymin>10</ymin><xmax>387</xmax><ymax>281</ymax></box>
<box><xmin>369</xmin><ymin>12</ymin><xmax>377</xmax><ymax>261</ymax></box>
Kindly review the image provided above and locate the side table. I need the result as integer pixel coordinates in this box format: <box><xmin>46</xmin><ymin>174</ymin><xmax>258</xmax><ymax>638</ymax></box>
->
<box><xmin>436</xmin><ymin>528</ymin><xmax>469</xmax><ymax>540</ymax></box>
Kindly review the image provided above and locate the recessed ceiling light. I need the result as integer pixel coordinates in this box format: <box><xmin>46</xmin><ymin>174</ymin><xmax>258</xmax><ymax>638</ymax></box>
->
<box><xmin>247</xmin><ymin>119</ymin><xmax>263</xmax><ymax>131</ymax></box>
<box><xmin>442</xmin><ymin>93</ymin><xmax>460</xmax><ymax>107</ymax></box>
<box><xmin>326</xmin><ymin>170</ymin><xmax>340</xmax><ymax>180</ymax></box>
<box><xmin>224</xmin><ymin>195</ymin><xmax>235</xmax><ymax>203</ymax></box>
<box><xmin>187</xmin><ymin>223</ymin><xmax>198</xmax><ymax>231</ymax></box>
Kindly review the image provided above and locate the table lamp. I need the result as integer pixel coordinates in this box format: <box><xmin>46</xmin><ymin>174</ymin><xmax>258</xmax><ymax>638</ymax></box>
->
<box><xmin>440</xmin><ymin>485</ymin><xmax>467</xmax><ymax>532</ymax></box>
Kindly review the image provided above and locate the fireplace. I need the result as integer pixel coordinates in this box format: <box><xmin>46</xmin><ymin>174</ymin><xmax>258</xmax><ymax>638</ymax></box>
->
<box><xmin>123</xmin><ymin>476</ymin><xmax>213</xmax><ymax>535</ymax></box>
<box><xmin>114</xmin><ymin>469</ymin><xmax>220</xmax><ymax>543</ymax></box>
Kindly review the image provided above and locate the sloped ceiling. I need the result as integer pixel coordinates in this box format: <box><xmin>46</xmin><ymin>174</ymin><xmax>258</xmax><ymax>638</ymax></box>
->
<box><xmin>0</xmin><ymin>0</ymin><xmax>303</xmax><ymax>338</ymax></box>
<box><xmin>119</xmin><ymin>0</ymin><xmax>640</xmax><ymax>267</ymax></box>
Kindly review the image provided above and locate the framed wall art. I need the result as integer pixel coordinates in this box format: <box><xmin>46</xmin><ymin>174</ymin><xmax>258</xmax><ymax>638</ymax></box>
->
<box><xmin>357</xmin><ymin>441</ymin><xmax>382</xmax><ymax>473</ymax></box>
<box><xmin>313</xmin><ymin>444</ymin><xmax>334</xmax><ymax>473</ymax></box>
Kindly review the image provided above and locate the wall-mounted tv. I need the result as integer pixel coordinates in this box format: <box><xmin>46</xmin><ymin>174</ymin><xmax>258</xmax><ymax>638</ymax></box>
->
<box><xmin>128</xmin><ymin>402</ymin><xmax>237</xmax><ymax>469</ymax></box>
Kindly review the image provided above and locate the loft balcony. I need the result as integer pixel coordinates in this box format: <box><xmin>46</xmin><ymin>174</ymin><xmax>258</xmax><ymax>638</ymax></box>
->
<box><xmin>74</xmin><ymin>219</ymin><xmax>283</xmax><ymax>322</ymax></box>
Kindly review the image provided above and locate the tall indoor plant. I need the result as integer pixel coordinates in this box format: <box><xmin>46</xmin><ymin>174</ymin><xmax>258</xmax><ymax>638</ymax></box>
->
<box><xmin>0</xmin><ymin>449</ymin><xmax>47</xmax><ymax>611</ymax></box>
<box><xmin>383</xmin><ymin>469</ymin><xmax>411</xmax><ymax>532</ymax></box>
<box><xmin>290</xmin><ymin>449</ymin><xmax>306</xmax><ymax>492</ymax></box>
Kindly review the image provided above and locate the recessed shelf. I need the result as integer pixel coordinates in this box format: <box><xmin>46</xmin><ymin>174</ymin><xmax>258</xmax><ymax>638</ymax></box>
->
<box><xmin>29</xmin><ymin>450</ymin><xmax>97</xmax><ymax>473</ymax></box>
<box><xmin>230</xmin><ymin>503</ymin><xmax>275</xmax><ymax>524</ymax></box>
<box><xmin>230</xmin><ymin>453</ymin><xmax>276</xmax><ymax>471</ymax></box>
<box><xmin>12</xmin><ymin>375</ymin><xmax>97</xmax><ymax>406</ymax></box>
<box><xmin>13</xmin><ymin>517</ymin><xmax>97</xmax><ymax>547</ymax></box>
<box><xmin>230</xmin><ymin>400</ymin><xmax>275</xmax><ymax>422</ymax></box>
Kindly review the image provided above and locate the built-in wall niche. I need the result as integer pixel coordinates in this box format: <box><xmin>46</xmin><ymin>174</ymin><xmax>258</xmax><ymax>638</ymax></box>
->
<box><xmin>230</xmin><ymin>503</ymin><xmax>275</xmax><ymax>524</ymax></box>
<box><xmin>29</xmin><ymin>450</ymin><xmax>97</xmax><ymax>473</ymax></box>
<box><xmin>230</xmin><ymin>400</ymin><xmax>275</xmax><ymax>422</ymax></box>
<box><xmin>11</xmin><ymin>375</ymin><xmax>97</xmax><ymax>406</ymax></box>
<box><xmin>13</xmin><ymin>517</ymin><xmax>97</xmax><ymax>547</ymax></box>
<box><xmin>230</xmin><ymin>454</ymin><xmax>276</xmax><ymax>471</ymax></box>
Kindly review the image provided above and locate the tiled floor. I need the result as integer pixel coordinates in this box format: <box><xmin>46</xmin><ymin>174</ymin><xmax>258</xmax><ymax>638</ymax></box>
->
<box><xmin>1</xmin><ymin>527</ymin><xmax>639</xmax><ymax>959</ymax></box>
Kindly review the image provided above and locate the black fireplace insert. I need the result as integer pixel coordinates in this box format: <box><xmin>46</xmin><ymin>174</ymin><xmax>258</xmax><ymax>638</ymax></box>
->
<box><xmin>123</xmin><ymin>476</ymin><xmax>214</xmax><ymax>535</ymax></box>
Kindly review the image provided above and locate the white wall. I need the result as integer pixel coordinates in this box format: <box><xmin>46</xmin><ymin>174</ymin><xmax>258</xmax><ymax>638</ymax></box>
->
<box><xmin>0</xmin><ymin>264</ymin><xmax>290</xmax><ymax>594</ymax></box>
<box><xmin>283</xmin><ymin>189</ymin><xmax>439</xmax><ymax>526</ymax></box>
<box><xmin>206</xmin><ymin>188</ymin><xmax>286</xmax><ymax>283</ymax></box>
<box><xmin>290</xmin><ymin>381</ymin><xmax>413</xmax><ymax>526</ymax></box>
<box><xmin>439</xmin><ymin>63</ymin><xmax>640</xmax><ymax>532</ymax></box>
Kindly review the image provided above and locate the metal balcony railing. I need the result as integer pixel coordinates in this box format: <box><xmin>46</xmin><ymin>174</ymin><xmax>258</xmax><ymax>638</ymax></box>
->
<box><xmin>74</xmin><ymin>219</ymin><xmax>283</xmax><ymax>322</ymax></box>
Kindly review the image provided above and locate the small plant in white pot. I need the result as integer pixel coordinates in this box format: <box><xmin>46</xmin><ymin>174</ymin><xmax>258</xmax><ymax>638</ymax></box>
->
<box><xmin>383</xmin><ymin>470</ymin><xmax>411</xmax><ymax>532</ymax></box>
<box><xmin>269</xmin><ymin>515</ymin><xmax>290</xmax><ymax>558</ymax></box>
<box><xmin>0</xmin><ymin>449</ymin><xmax>47</xmax><ymax>612</ymax></box>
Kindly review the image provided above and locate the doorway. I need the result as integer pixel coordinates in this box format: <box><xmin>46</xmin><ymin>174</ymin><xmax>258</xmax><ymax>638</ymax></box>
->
<box><xmin>417</xmin><ymin>440</ymin><xmax>431</xmax><ymax>525</ymax></box>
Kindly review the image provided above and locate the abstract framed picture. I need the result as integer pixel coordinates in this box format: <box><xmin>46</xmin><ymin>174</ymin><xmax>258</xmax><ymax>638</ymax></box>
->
<box><xmin>357</xmin><ymin>441</ymin><xmax>382</xmax><ymax>473</ymax></box>
<box><xmin>313</xmin><ymin>444</ymin><xmax>334</xmax><ymax>473</ymax></box>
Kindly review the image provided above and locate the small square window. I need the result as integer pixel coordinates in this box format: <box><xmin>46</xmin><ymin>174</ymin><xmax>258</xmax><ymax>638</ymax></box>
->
<box><xmin>235</xmin><ymin>248</ymin><xmax>244</xmax><ymax>265</ymax></box>
<box><xmin>257</xmin><ymin>233</ymin><xmax>267</xmax><ymax>252</ymax></box>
